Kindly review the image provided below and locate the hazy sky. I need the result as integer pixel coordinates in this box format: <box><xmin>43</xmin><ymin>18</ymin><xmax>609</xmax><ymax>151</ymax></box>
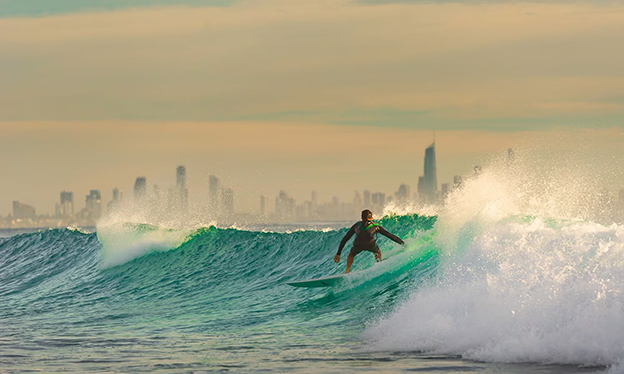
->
<box><xmin>1</xmin><ymin>0</ymin><xmax>623</xmax><ymax>215</ymax></box>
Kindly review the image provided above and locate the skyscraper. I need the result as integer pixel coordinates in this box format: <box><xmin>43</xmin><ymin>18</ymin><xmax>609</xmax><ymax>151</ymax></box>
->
<box><xmin>222</xmin><ymin>188</ymin><xmax>234</xmax><ymax>217</ymax></box>
<box><xmin>276</xmin><ymin>190</ymin><xmax>295</xmax><ymax>220</ymax></box>
<box><xmin>208</xmin><ymin>175</ymin><xmax>220</xmax><ymax>213</ymax></box>
<box><xmin>176</xmin><ymin>166</ymin><xmax>186</xmax><ymax>189</ymax></box>
<box><xmin>108</xmin><ymin>188</ymin><xmax>121</xmax><ymax>212</ymax></box>
<box><xmin>422</xmin><ymin>143</ymin><xmax>438</xmax><ymax>203</ymax></box>
<box><xmin>371</xmin><ymin>192</ymin><xmax>385</xmax><ymax>207</ymax></box>
<box><xmin>85</xmin><ymin>190</ymin><xmax>102</xmax><ymax>219</ymax></box>
<box><xmin>441</xmin><ymin>183</ymin><xmax>450</xmax><ymax>199</ymax></box>
<box><xmin>12</xmin><ymin>201</ymin><xmax>36</xmax><ymax>220</ymax></box>
<box><xmin>134</xmin><ymin>177</ymin><xmax>147</xmax><ymax>201</ymax></box>
<box><xmin>353</xmin><ymin>191</ymin><xmax>363</xmax><ymax>210</ymax></box>
<box><xmin>60</xmin><ymin>190</ymin><xmax>74</xmax><ymax>218</ymax></box>
<box><xmin>176</xmin><ymin>166</ymin><xmax>189</xmax><ymax>212</ymax></box>
<box><xmin>395</xmin><ymin>184</ymin><xmax>411</xmax><ymax>205</ymax></box>
<box><xmin>112</xmin><ymin>188</ymin><xmax>120</xmax><ymax>201</ymax></box>
<box><xmin>363</xmin><ymin>190</ymin><xmax>371</xmax><ymax>207</ymax></box>
<box><xmin>417</xmin><ymin>176</ymin><xmax>425</xmax><ymax>199</ymax></box>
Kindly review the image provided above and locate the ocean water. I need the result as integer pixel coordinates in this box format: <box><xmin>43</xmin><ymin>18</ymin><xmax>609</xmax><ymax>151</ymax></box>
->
<box><xmin>0</xmin><ymin>213</ymin><xmax>621</xmax><ymax>373</ymax></box>
<box><xmin>3</xmin><ymin>167</ymin><xmax>624</xmax><ymax>373</ymax></box>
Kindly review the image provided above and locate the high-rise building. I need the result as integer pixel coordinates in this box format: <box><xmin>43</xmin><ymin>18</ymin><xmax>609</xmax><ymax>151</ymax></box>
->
<box><xmin>108</xmin><ymin>188</ymin><xmax>121</xmax><ymax>212</ymax></box>
<box><xmin>60</xmin><ymin>190</ymin><xmax>74</xmax><ymax>218</ymax></box>
<box><xmin>395</xmin><ymin>184</ymin><xmax>411</xmax><ymax>205</ymax></box>
<box><xmin>441</xmin><ymin>183</ymin><xmax>450</xmax><ymax>199</ymax></box>
<box><xmin>300</xmin><ymin>201</ymin><xmax>314</xmax><ymax>220</ymax></box>
<box><xmin>176</xmin><ymin>166</ymin><xmax>189</xmax><ymax>212</ymax></box>
<box><xmin>276</xmin><ymin>190</ymin><xmax>295</xmax><ymax>220</ymax></box>
<box><xmin>371</xmin><ymin>192</ymin><xmax>385</xmax><ymax>207</ymax></box>
<box><xmin>12</xmin><ymin>201</ymin><xmax>36</xmax><ymax>220</ymax></box>
<box><xmin>208</xmin><ymin>175</ymin><xmax>220</xmax><ymax>213</ymax></box>
<box><xmin>422</xmin><ymin>143</ymin><xmax>438</xmax><ymax>203</ymax></box>
<box><xmin>134</xmin><ymin>177</ymin><xmax>147</xmax><ymax>201</ymax></box>
<box><xmin>363</xmin><ymin>190</ymin><xmax>371</xmax><ymax>207</ymax></box>
<box><xmin>417</xmin><ymin>176</ymin><xmax>425</xmax><ymax>199</ymax></box>
<box><xmin>222</xmin><ymin>188</ymin><xmax>234</xmax><ymax>216</ymax></box>
<box><xmin>176</xmin><ymin>166</ymin><xmax>186</xmax><ymax>189</ymax></box>
<box><xmin>353</xmin><ymin>191</ymin><xmax>363</xmax><ymax>210</ymax></box>
<box><xmin>85</xmin><ymin>190</ymin><xmax>102</xmax><ymax>220</ymax></box>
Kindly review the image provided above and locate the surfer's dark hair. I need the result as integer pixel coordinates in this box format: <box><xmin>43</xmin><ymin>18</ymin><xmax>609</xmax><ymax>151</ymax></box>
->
<box><xmin>361</xmin><ymin>209</ymin><xmax>373</xmax><ymax>221</ymax></box>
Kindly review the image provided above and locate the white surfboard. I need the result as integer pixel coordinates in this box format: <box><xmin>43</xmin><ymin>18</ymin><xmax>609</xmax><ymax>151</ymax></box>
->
<box><xmin>287</xmin><ymin>273</ymin><xmax>346</xmax><ymax>288</ymax></box>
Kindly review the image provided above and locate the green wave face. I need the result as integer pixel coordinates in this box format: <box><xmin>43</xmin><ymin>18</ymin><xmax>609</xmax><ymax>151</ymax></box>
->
<box><xmin>0</xmin><ymin>215</ymin><xmax>441</xmax><ymax>372</ymax></box>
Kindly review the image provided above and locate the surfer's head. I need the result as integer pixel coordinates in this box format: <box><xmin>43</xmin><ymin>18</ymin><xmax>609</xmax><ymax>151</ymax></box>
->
<box><xmin>361</xmin><ymin>209</ymin><xmax>373</xmax><ymax>222</ymax></box>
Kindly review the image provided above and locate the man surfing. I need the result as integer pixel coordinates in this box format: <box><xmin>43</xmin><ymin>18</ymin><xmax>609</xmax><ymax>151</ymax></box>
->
<box><xmin>334</xmin><ymin>209</ymin><xmax>404</xmax><ymax>273</ymax></box>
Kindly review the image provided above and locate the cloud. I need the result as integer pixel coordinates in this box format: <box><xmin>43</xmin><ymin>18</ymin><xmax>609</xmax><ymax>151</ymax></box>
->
<box><xmin>0</xmin><ymin>0</ymin><xmax>623</xmax><ymax>129</ymax></box>
<box><xmin>0</xmin><ymin>0</ymin><xmax>239</xmax><ymax>18</ymax></box>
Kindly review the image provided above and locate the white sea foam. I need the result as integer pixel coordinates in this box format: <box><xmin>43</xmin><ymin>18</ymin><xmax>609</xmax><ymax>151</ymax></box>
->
<box><xmin>364</xmin><ymin>155</ymin><xmax>624</xmax><ymax>367</ymax></box>
<box><xmin>97</xmin><ymin>222</ymin><xmax>192</xmax><ymax>267</ymax></box>
<box><xmin>94</xmin><ymin>199</ymin><xmax>220</xmax><ymax>267</ymax></box>
<box><xmin>366</xmin><ymin>218</ymin><xmax>624</xmax><ymax>364</ymax></box>
<box><xmin>95</xmin><ymin>208</ymin><xmax>199</xmax><ymax>267</ymax></box>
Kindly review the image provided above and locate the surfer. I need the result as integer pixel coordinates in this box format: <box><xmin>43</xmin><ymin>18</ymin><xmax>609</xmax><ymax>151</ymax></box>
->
<box><xmin>334</xmin><ymin>209</ymin><xmax>404</xmax><ymax>273</ymax></box>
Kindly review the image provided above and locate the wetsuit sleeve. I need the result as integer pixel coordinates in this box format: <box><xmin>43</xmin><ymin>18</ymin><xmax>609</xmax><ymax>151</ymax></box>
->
<box><xmin>336</xmin><ymin>225</ymin><xmax>356</xmax><ymax>256</ymax></box>
<box><xmin>378</xmin><ymin>226</ymin><xmax>405</xmax><ymax>245</ymax></box>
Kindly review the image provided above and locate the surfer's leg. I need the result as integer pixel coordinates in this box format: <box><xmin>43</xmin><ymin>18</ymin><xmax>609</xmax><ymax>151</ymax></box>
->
<box><xmin>373</xmin><ymin>246</ymin><xmax>382</xmax><ymax>262</ymax></box>
<box><xmin>365</xmin><ymin>246</ymin><xmax>382</xmax><ymax>262</ymax></box>
<box><xmin>345</xmin><ymin>253</ymin><xmax>355</xmax><ymax>273</ymax></box>
<box><xmin>346</xmin><ymin>247</ymin><xmax>364</xmax><ymax>273</ymax></box>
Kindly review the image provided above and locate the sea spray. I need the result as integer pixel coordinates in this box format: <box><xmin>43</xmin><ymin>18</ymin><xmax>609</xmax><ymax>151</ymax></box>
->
<box><xmin>364</xmin><ymin>155</ymin><xmax>624</xmax><ymax>367</ymax></box>
<box><xmin>364</xmin><ymin>217</ymin><xmax>624</xmax><ymax>365</ymax></box>
<box><xmin>97</xmin><ymin>222</ymin><xmax>192</xmax><ymax>267</ymax></box>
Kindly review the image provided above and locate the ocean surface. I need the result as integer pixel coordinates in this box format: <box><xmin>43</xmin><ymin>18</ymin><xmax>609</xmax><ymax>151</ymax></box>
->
<box><xmin>2</xmin><ymin>207</ymin><xmax>624</xmax><ymax>374</ymax></box>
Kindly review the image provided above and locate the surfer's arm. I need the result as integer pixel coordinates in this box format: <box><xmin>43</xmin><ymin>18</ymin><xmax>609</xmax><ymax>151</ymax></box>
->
<box><xmin>336</xmin><ymin>226</ymin><xmax>356</xmax><ymax>256</ymax></box>
<box><xmin>378</xmin><ymin>226</ymin><xmax>404</xmax><ymax>245</ymax></box>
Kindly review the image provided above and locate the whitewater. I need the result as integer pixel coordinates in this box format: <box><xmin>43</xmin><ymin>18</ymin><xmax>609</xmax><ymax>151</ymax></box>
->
<box><xmin>2</xmin><ymin>159</ymin><xmax>624</xmax><ymax>373</ymax></box>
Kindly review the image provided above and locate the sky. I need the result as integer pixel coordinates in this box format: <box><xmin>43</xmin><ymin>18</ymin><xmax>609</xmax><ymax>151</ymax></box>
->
<box><xmin>1</xmin><ymin>0</ymin><xmax>624</xmax><ymax>216</ymax></box>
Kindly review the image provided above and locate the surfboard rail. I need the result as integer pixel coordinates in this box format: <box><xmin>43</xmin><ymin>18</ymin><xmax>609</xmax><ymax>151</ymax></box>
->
<box><xmin>286</xmin><ymin>273</ymin><xmax>346</xmax><ymax>288</ymax></box>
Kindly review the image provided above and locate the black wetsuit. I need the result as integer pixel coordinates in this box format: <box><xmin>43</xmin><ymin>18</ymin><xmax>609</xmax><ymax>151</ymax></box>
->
<box><xmin>336</xmin><ymin>221</ymin><xmax>404</xmax><ymax>258</ymax></box>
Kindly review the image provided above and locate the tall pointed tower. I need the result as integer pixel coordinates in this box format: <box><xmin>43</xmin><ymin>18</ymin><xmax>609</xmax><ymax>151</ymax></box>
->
<box><xmin>423</xmin><ymin>143</ymin><xmax>438</xmax><ymax>203</ymax></box>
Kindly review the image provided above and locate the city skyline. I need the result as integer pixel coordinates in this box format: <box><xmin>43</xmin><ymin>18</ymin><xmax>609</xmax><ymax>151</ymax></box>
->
<box><xmin>3</xmin><ymin>141</ymin><xmax>463</xmax><ymax>226</ymax></box>
<box><xmin>3</xmin><ymin>126</ymin><xmax>624</xmax><ymax>221</ymax></box>
<box><xmin>0</xmin><ymin>126</ymin><xmax>468</xmax><ymax>217</ymax></box>
<box><xmin>6</xmin><ymin>132</ymin><xmax>624</xmax><ymax>229</ymax></box>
